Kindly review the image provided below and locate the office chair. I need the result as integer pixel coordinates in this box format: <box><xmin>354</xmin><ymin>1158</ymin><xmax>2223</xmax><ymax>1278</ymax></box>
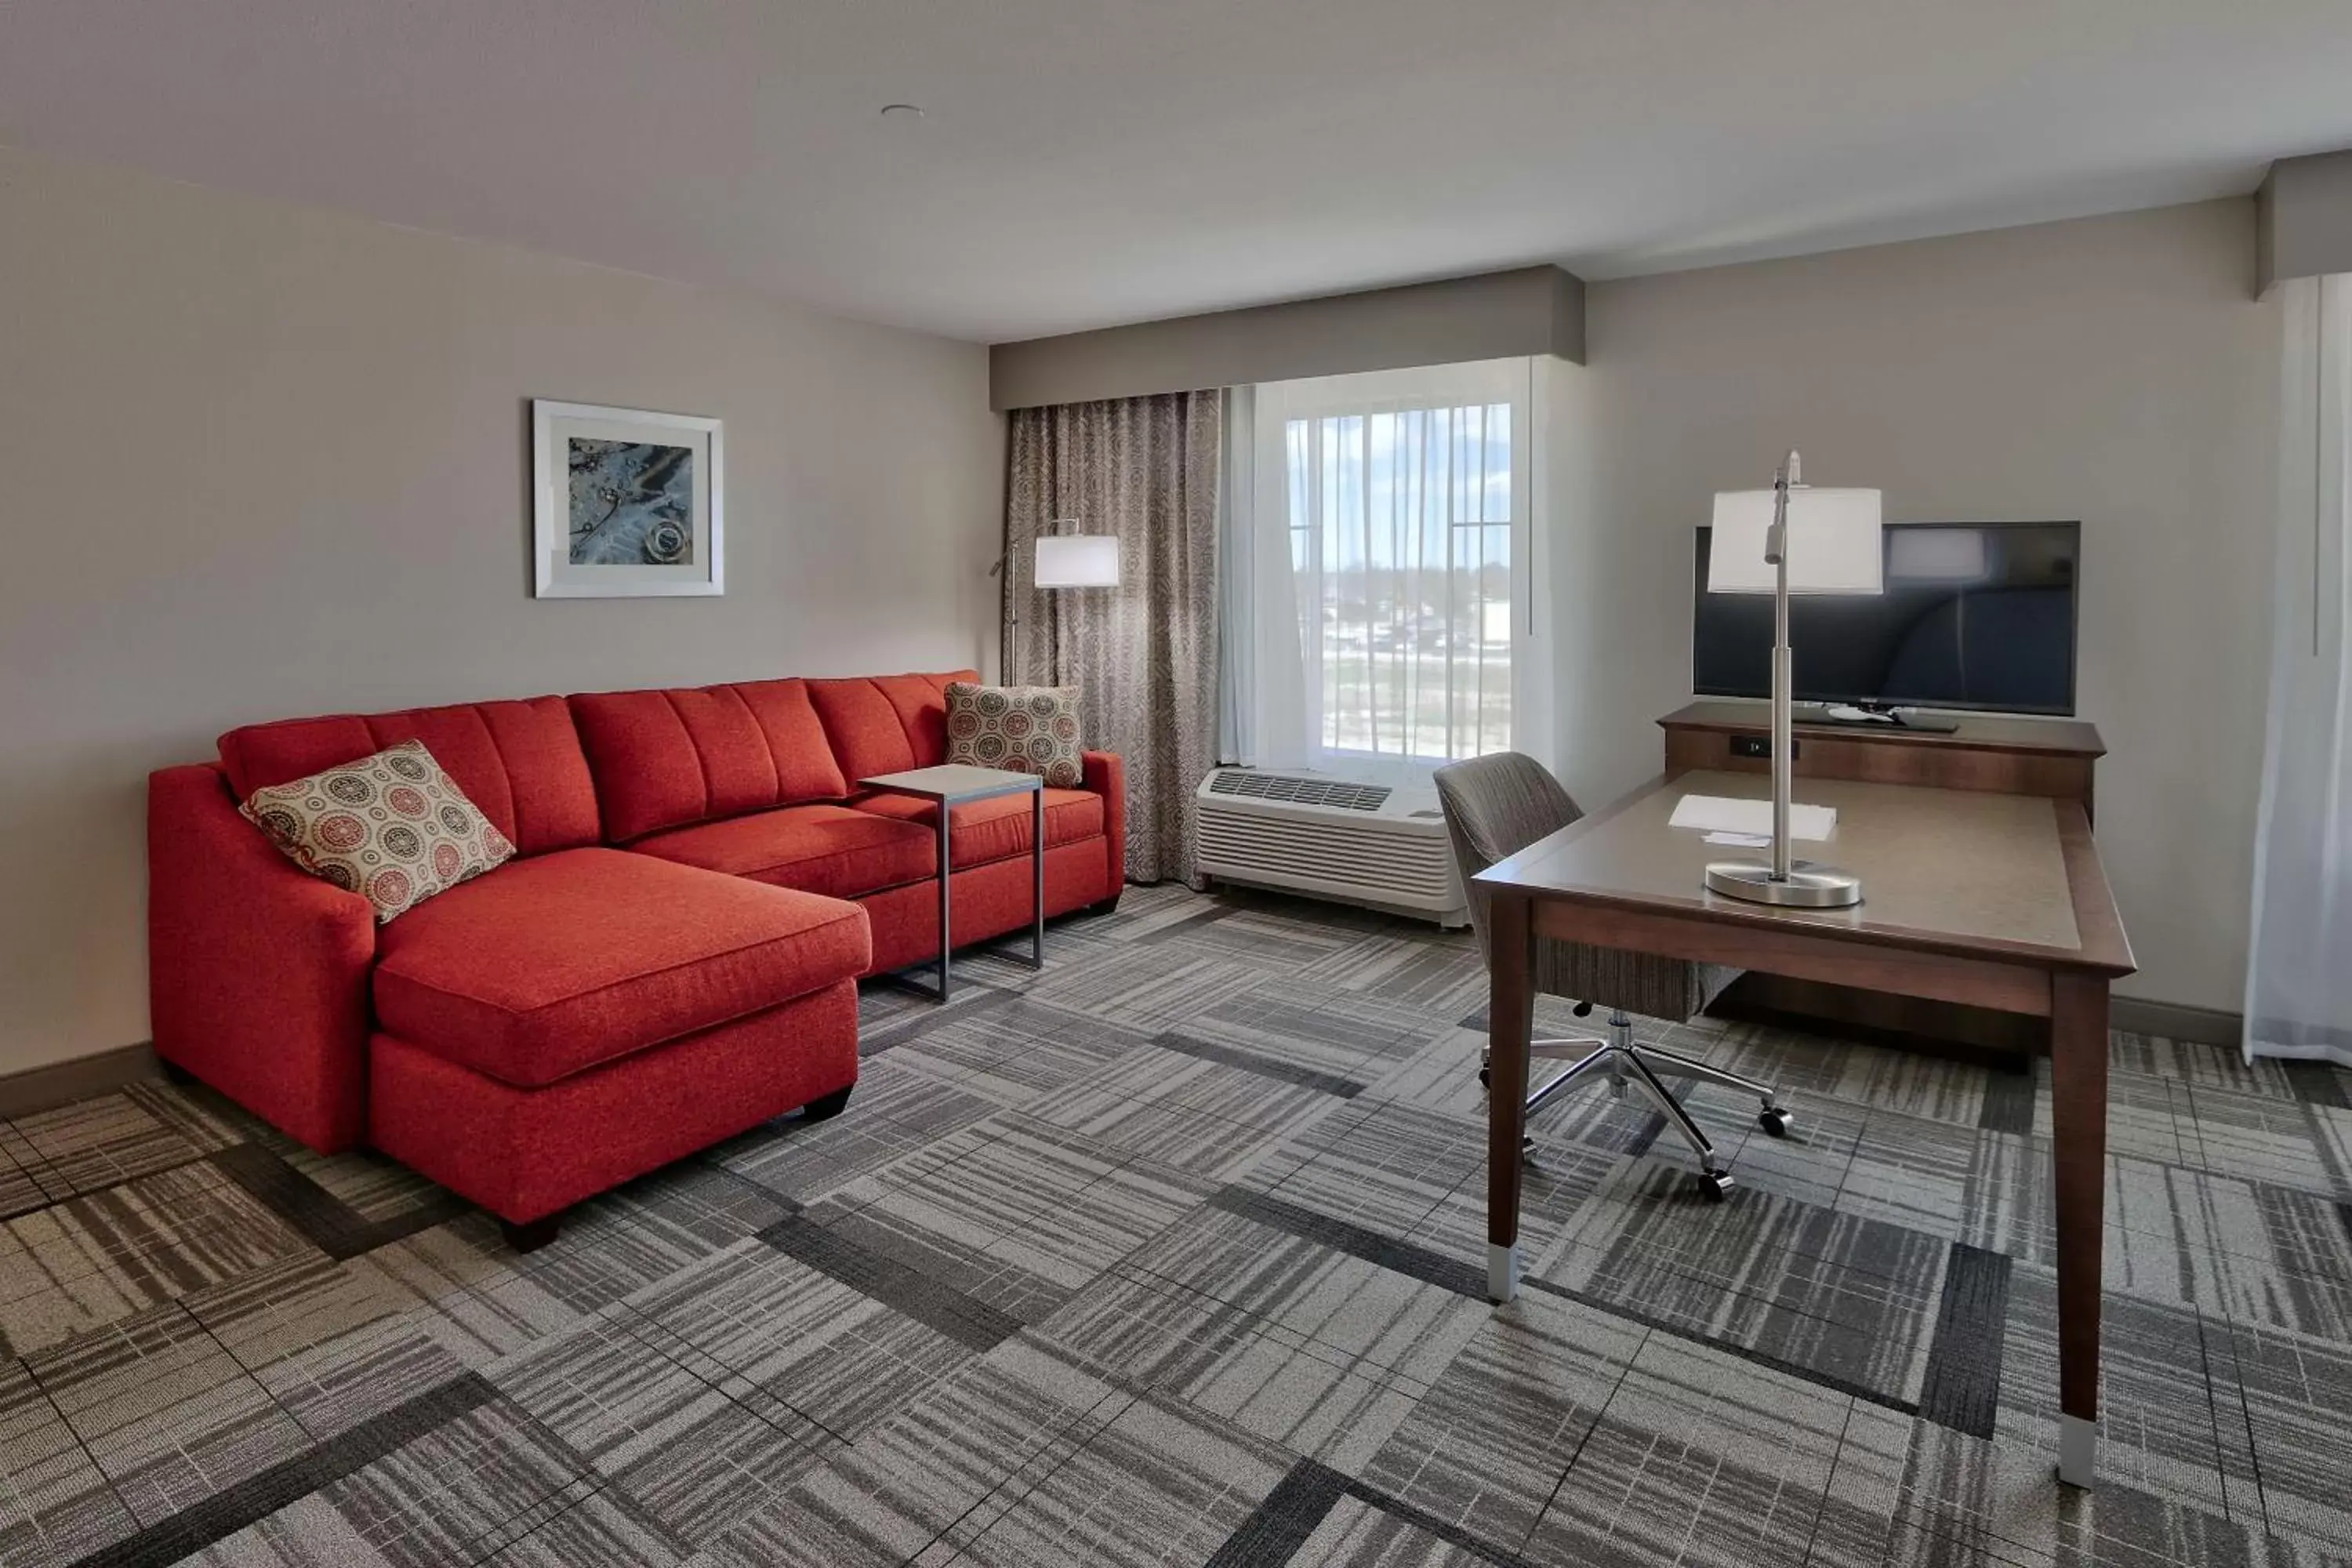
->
<box><xmin>1433</xmin><ymin>752</ymin><xmax>1789</xmax><ymax>1200</ymax></box>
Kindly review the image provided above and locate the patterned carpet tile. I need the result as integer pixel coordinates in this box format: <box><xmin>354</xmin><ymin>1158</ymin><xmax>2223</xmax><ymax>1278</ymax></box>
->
<box><xmin>2</xmin><ymin>886</ymin><xmax>2351</xmax><ymax>1567</ymax></box>
<box><xmin>945</xmin><ymin>1389</ymin><xmax>1297</xmax><ymax>1567</ymax></box>
<box><xmin>1518</xmin><ymin>1330</ymin><xmax>1856</xmax><ymax>1568</ymax></box>
<box><xmin>1535</xmin><ymin>1157</ymin><xmax>1953</xmax><ymax>1408</ymax></box>
<box><xmin>1361</xmin><ymin>1288</ymin><xmax>1646</xmax><ymax>1558</ymax></box>
<box><xmin>0</xmin><ymin>1098</ymin><xmax>207</xmax><ymax>1212</ymax></box>
<box><xmin>0</xmin><ymin>1161</ymin><xmax>318</xmax><ymax>1358</ymax></box>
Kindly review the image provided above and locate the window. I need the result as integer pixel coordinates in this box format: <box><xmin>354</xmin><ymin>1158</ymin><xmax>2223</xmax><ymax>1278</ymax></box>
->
<box><xmin>1283</xmin><ymin>398</ymin><xmax>1515</xmax><ymax>759</ymax></box>
<box><xmin>1226</xmin><ymin>360</ymin><xmax>1535</xmax><ymax>777</ymax></box>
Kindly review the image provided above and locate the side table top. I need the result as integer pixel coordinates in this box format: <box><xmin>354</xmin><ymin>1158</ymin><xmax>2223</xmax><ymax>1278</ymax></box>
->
<box><xmin>860</xmin><ymin>764</ymin><xmax>1044</xmax><ymax>802</ymax></box>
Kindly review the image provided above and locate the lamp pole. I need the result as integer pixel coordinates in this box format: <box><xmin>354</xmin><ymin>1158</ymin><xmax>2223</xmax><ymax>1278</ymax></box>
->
<box><xmin>1768</xmin><ymin>452</ymin><xmax>1796</xmax><ymax>883</ymax></box>
<box><xmin>1702</xmin><ymin>448</ymin><xmax>1867</xmax><ymax>909</ymax></box>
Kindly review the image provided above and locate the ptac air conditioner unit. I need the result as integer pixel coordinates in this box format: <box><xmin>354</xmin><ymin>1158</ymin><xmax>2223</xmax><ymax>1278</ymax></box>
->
<box><xmin>1193</xmin><ymin>768</ymin><xmax>1468</xmax><ymax>927</ymax></box>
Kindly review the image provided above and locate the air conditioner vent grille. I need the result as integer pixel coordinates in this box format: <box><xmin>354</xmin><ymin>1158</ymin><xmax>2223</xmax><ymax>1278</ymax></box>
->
<box><xmin>1207</xmin><ymin>771</ymin><xmax>1392</xmax><ymax>812</ymax></box>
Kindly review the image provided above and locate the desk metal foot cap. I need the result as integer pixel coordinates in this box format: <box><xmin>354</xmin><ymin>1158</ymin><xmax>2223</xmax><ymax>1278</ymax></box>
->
<box><xmin>2056</xmin><ymin>1415</ymin><xmax>2098</xmax><ymax>1490</ymax></box>
<box><xmin>1487</xmin><ymin>1243</ymin><xmax>1520</xmax><ymax>1303</ymax></box>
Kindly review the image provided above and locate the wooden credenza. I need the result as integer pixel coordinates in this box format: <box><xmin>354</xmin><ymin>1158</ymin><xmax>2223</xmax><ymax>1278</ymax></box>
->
<box><xmin>1660</xmin><ymin>700</ymin><xmax>2105</xmax><ymax>819</ymax></box>
<box><xmin>1657</xmin><ymin>700</ymin><xmax>2108</xmax><ymax>1056</ymax></box>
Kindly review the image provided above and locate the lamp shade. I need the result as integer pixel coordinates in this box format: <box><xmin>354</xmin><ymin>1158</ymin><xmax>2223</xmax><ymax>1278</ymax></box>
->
<box><xmin>1033</xmin><ymin>534</ymin><xmax>1120</xmax><ymax>589</ymax></box>
<box><xmin>1707</xmin><ymin>487</ymin><xmax>1884</xmax><ymax>595</ymax></box>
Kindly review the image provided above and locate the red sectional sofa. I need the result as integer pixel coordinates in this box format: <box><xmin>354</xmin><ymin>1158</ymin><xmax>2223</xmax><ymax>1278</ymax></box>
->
<box><xmin>147</xmin><ymin>670</ymin><xmax>1124</xmax><ymax>1247</ymax></box>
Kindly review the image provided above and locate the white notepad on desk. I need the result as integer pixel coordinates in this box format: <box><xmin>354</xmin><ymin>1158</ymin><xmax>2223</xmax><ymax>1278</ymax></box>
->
<box><xmin>1669</xmin><ymin>793</ymin><xmax>1837</xmax><ymax>841</ymax></box>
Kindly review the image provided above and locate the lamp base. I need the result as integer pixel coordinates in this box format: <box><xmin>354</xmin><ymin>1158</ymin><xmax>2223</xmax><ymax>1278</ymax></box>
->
<box><xmin>1704</xmin><ymin>858</ymin><xmax>1864</xmax><ymax>909</ymax></box>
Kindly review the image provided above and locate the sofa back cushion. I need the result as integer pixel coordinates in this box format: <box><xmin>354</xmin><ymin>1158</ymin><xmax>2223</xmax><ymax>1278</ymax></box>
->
<box><xmin>218</xmin><ymin>697</ymin><xmax>600</xmax><ymax>858</ymax></box>
<box><xmin>568</xmin><ymin>679</ymin><xmax>850</xmax><ymax>843</ymax></box>
<box><xmin>806</xmin><ymin>670</ymin><xmax>978</xmax><ymax>784</ymax></box>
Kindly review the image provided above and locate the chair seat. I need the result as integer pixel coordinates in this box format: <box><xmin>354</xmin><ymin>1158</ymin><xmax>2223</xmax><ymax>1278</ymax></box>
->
<box><xmin>373</xmin><ymin>848</ymin><xmax>869</xmax><ymax>1089</ymax></box>
<box><xmin>630</xmin><ymin>803</ymin><xmax>936</xmax><ymax>898</ymax></box>
<box><xmin>849</xmin><ymin>786</ymin><xmax>1103</xmax><ymax>869</ymax></box>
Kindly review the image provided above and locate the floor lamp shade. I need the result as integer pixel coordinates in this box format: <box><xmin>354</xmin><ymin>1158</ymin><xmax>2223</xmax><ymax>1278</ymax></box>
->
<box><xmin>1033</xmin><ymin>534</ymin><xmax>1121</xmax><ymax>589</ymax></box>
<box><xmin>1707</xmin><ymin>488</ymin><xmax>1884</xmax><ymax>595</ymax></box>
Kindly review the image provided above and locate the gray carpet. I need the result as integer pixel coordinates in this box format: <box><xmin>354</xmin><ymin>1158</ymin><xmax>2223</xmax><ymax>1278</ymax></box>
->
<box><xmin>3</xmin><ymin>882</ymin><xmax>2351</xmax><ymax>1566</ymax></box>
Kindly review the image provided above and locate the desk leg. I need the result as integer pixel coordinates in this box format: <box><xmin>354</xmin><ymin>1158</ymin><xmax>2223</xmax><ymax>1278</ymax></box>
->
<box><xmin>1486</xmin><ymin>891</ymin><xmax>1534</xmax><ymax>1302</ymax></box>
<box><xmin>2051</xmin><ymin>970</ymin><xmax>2108</xmax><ymax>1488</ymax></box>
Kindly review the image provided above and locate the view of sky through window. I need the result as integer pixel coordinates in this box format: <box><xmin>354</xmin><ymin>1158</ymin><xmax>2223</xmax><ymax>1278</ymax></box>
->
<box><xmin>1283</xmin><ymin>401</ymin><xmax>1512</xmax><ymax>760</ymax></box>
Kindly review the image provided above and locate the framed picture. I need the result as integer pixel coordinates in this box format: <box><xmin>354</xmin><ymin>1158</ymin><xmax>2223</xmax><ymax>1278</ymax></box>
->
<box><xmin>532</xmin><ymin>400</ymin><xmax>724</xmax><ymax>597</ymax></box>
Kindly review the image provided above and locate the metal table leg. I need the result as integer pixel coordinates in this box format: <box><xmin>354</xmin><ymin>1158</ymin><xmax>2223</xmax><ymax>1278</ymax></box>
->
<box><xmin>935</xmin><ymin>805</ymin><xmax>953</xmax><ymax>1003</ymax></box>
<box><xmin>1031</xmin><ymin>785</ymin><xmax>1046</xmax><ymax>967</ymax></box>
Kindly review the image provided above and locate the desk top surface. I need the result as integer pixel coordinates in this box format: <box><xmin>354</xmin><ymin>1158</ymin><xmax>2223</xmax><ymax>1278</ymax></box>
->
<box><xmin>1479</xmin><ymin>770</ymin><xmax>2133</xmax><ymax>975</ymax></box>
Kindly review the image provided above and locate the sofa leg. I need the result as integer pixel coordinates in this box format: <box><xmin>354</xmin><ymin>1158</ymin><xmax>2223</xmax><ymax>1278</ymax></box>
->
<box><xmin>803</xmin><ymin>1085</ymin><xmax>853</xmax><ymax>1123</ymax></box>
<box><xmin>160</xmin><ymin>1060</ymin><xmax>198</xmax><ymax>1087</ymax></box>
<box><xmin>500</xmin><ymin>1215</ymin><xmax>561</xmax><ymax>1253</ymax></box>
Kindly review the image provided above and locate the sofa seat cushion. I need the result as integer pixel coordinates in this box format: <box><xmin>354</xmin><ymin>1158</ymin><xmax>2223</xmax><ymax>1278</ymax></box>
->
<box><xmin>372</xmin><ymin>848</ymin><xmax>869</xmax><ymax>1089</ymax></box>
<box><xmin>629</xmin><ymin>804</ymin><xmax>937</xmax><ymax>899</ymax></box>
<box><xmin>850</xmin><ymin>788</ymin><xmax>1105</xmax><ymax>870</ymax></box>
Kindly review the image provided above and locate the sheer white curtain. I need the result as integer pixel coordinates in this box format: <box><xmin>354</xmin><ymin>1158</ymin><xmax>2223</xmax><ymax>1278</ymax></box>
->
<box><xmin>1221</xmin><ymin>359</ymin><xmax>1534</xmax><ymax>783</ymax></box>
<box><xmin>2246</xmin><ymin>274</ymin><xmax>2352</xmax><ymax>1064</ymax></box>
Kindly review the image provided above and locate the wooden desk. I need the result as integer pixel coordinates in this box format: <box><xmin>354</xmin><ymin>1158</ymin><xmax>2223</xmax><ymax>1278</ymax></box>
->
<box><xmin>1477</xmin><ymin>769</ymin><xmax>2135</xmax><ymax>1488</ymax></box>
<box><xmin>1661</xmin><ymin>702</ymin><xmax>2109</xmax><ymax>1055</ymax></box>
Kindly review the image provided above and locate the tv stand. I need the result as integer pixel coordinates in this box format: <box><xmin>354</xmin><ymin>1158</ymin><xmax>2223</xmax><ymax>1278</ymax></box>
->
<box><xmin>1662</xmin><ymin>699</ymin><xmax>2103</xmax><ymax>815</ymax></box>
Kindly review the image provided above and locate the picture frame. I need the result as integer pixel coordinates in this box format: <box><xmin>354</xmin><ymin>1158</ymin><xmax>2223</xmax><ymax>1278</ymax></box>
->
<box><xmin>532</xmin><ymin>400</ymin><xmax>724</xmax><ymax>597</ymax></box>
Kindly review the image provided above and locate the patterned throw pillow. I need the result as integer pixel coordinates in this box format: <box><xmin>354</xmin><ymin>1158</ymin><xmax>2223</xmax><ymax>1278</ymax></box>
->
<box><xmin>238</xmin><ymin>741</ymin><xmax>516</xmax><ymax>922</ymax></box>
<box><xmin>944</xmin><ymin>682</ymin><xmax>1084</xmax><ymax>788</ymax></box>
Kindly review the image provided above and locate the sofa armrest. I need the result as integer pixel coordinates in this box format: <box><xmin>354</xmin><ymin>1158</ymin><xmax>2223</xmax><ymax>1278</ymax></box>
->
<box><xmin>148</xmin><ymin>764</ymin><xmax>376</xmax><ymax>1152</ymax></box>
<box><xmin>1082</xmin><ymin>750</ymin><xmax>1127</xmax><ymax>893</ymax></box>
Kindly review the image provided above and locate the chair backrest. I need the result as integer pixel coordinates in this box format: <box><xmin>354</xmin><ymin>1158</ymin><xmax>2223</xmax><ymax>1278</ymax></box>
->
<box><xmin>1432</xmin><ymin>752</ymin><xmax>1584</xmax><ymax>963</ymax></box>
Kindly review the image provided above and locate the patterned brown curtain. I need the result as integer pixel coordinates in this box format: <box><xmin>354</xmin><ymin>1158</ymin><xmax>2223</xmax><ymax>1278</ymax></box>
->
<box><xmin>1005</xmin><ymin>390</ymin><xmax>1221</xmax><ymax>884</ymax></box>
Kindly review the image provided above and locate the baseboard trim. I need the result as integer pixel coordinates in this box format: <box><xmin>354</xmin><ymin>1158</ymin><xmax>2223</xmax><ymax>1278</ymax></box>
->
<box><xmin>2112</xmin><ymin>998</ymin><xmax>2240</xmax><ymax>1049</ymax></box>
<box><xmin>0</xmin><ymin>1041</ymin><xmax>160</xmax><ymax>1119</ymax></box>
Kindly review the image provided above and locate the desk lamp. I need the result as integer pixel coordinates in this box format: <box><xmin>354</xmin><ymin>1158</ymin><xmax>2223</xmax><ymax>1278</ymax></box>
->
<box><xmin>1702</xmin><ymin>453</ymin><xmax>1882</xmax><ymax>908</ymax></box>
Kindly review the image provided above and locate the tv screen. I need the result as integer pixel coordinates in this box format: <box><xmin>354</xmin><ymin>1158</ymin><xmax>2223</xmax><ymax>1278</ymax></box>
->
<box><xmin>1693</xmin><ymin>521</ymin><xmax>2079</xmax><ymax>715</ymax></box>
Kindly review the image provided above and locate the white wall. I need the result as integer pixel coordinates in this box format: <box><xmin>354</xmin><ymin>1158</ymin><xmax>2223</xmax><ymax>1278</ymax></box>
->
<box><xmin>0</xmin><ymin>145</ymin><xmax>1002</xmax><ymax>1077</ymax></box>
<box><xmin>1551</xmin><ymin>198</ymin><xmax>2278</xmax><ymax>1012</ymax></box>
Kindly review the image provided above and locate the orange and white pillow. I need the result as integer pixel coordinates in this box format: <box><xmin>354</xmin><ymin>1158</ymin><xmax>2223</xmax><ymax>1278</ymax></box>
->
<box><xmin>239</xmin><ymin>740</ymin><xmax>514</xmax><ymax>921</ymax></box>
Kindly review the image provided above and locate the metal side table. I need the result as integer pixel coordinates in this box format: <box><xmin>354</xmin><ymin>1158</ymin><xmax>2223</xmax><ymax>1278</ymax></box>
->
<box><xmin>859</xmin><ymin>764</ymin><xmax>1046</xmax><ymax>1002</ymax></box>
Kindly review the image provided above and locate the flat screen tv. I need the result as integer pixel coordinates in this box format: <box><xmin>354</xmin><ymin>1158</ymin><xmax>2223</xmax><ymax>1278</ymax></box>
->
<box><xmin>1692</xmin><ymin>520</ymin><xmax>2079</xmax><ymax>716</ymax></box>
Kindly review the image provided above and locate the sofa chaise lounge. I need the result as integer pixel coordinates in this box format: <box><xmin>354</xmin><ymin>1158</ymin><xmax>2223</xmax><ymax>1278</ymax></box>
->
<box><xmin>148</xmin><ymin>669</ymin><xmax>1124</xmax><ymax>1247</ymax></box>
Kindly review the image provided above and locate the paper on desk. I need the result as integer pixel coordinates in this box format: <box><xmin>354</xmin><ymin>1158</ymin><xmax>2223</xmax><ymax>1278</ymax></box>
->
<box><xmin>1701</xmin><ymin>831</ymin><xmax>1773</xmax><ymax>848</ymax></box>
<box><xmin>1670</xmin><ymin>793</ymin><xmax>1836</xmax><ymax>841</ymax></box>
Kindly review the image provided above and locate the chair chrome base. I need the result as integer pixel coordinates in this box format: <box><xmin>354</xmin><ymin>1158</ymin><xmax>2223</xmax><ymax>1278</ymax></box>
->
<box><xmin>1484</xmin><ymin>1011</ymin><xmax>1787</xmax><ymax>1197</ymax></box>
<box><xmin>1704</xmin><ymin>858</ymin><xmax>1863</xmax><ymax>908</ymax></box>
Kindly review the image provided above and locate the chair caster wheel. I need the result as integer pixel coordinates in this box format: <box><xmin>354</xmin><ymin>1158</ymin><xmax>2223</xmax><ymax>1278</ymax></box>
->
<box><xmin>1479</xmin><ymin>1068</ymin><xmax>1490</xmax><ymax>1088</ymax></box>
<box><xmin>1758</xmin><ymin>1107</ymin><xmax>1792</xmax><ymax>1138</ymax></box>
<box><xmin>1699</xmin><ymin>1171</ymin><xmax>1734</xmax><ymax>1201</ymax></box>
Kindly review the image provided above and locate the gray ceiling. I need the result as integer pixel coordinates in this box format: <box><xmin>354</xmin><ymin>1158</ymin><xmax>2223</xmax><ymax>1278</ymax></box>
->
<box><xmin>3</xmin><ymin>0</ymin><xmax>2347</xmax><ymax>343</ymax></box>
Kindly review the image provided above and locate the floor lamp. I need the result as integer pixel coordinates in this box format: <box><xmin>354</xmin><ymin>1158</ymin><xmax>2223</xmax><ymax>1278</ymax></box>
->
<box><xmin>1700</xmin><ymin>452</ymin><xmax>1883</xmax><ymax>909</ymax></box>
<box><xmin>994</xmin><ymin>522</ymin><xmax>1121</xmax><ymax>685</ymax></box>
